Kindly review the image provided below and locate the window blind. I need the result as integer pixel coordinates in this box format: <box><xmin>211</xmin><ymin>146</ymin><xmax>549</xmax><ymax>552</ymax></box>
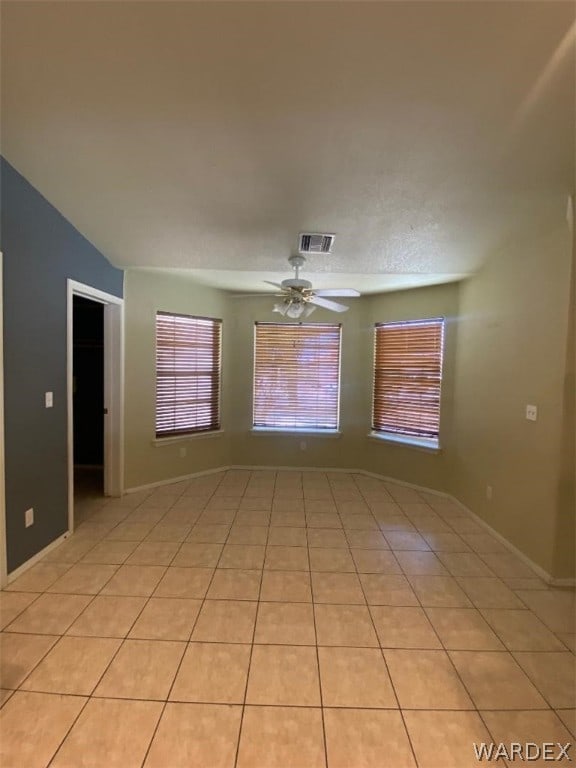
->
<box><xmin>155</xmin><ymin>312</ymin><xmax>222</xmax><ymax>437</ymax></box>
<box><xmin>372</xmin><ymin>318</ymin><xmax>444</xmax><ymax>441</ymax></box>
<box><xmin>253</xmin><ymin>323</ymin><xmax>341</xmax><ymax>430</ymax></box>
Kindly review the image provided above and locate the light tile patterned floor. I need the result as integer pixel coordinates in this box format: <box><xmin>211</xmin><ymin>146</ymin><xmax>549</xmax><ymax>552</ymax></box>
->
<box><xmin>0</xmin><ymin>470</ymin><xmax>574</xmax><ymax>767</ymax></box>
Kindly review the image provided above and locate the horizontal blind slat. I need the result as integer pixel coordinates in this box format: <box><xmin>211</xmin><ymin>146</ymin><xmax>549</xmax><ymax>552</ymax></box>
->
<box><xmin>155</xmin><ymin>312</ymin><xmax>222</xmax><ymax>436</ymax></box>
<box><xmin>372</xmin><ymin>318</ymin><xmax>444</xmax><ymax>440</ymax></box>
<box><xmin>253</xmin><ymin>322</ymin><xmax>341</xmax><ymax>430</ymax></box>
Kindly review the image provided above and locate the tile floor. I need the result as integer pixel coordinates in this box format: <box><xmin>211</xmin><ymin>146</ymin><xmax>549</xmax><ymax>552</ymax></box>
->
<box><xmin>0</xmin><ymin>469</ymin><xmax>574</xmax><ymax>767</ymax></box>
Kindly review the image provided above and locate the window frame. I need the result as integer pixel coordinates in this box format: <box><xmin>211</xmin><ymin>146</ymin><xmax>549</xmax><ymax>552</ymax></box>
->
<box><xmin>155</xmin><ymin>311</ymin><xmax>222</xmax><ymax>439</ymax></box>
<box><xmin>371</xmin><ymin>317</ymin><xmax>445</xmax><ymax>450</ymax></box>
<box><xmin>252</xmin><ymin>322</ymin><xmax>342</xmax><ymax>434</ymax></box>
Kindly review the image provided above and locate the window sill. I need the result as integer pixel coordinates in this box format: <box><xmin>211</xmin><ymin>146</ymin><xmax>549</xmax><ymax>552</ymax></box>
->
<box><xmin>153</xmin><ymin>430</ymin><xmax>225</xmax><ymax>446</ymax></box>
<box><xmin>251</xmin><ymin>428</ymin><xmax>341</xmax><ymax>439</ymax></box>
<box><xmin>367</xmin><ymin>431</ymin><xmax>441</xmax><ymax>453</ymax></box>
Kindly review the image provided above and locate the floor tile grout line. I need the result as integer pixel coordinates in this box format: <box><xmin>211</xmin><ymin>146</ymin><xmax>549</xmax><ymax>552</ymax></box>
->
<box><xmin>376</xmin><ymin>505</ymin><xmax>506</xmax><ymax>724</ymax></box>
<box><xmin>477</xmin><ymin>705</ymin><xmax>568</xmax><ymax>763</ymax></box>
<box><xmin>2</xmin><ymin>632</ymin><xmax>64</xmax><ymax>697</ymax></box>
<box><xmin>0</xmin><ymin>589</ymin><xmax>47</xmax><ymax>629</ymax></box>
<box><xmin>351</xmin><ymin>473</ymin><xmax>422</xmax><ymax>768</ymax></box>
<box><xmin>3</xmin><ymin>472</ymin><xmax>570</xmax><ymax>764</ymax></box>
<box><xmin>3</xmin><ymin>628</ymin><xmax>572</xmax><ymax>654</ymax></box>
<box><xmin>44</xmin><ymin>688</ymin><xmax>95</xmax><ymax>767</ymax></box>
<box><xmin>233</xmin><ymin>469</ymin><xmax>277</xmax><ymax>768</ymax></box>
<box><xmin>381</xmin><ymin>519</ymin><xmax>565</xmax><ymax>723</ymax></box>
<box><xmin>59</xmin><ymin>572</ymin><xmax>175</xmax><ymax>708</ymax></box>
<box><xmin>139</xmin><ymin>468</ymin><xmax>239</xmax><ymax>768</ymax></box>
<box><xmin>6</xmin><ymin>689</ymin><xmax>569</xmax><ymax>713</ymax></box>
<box><xmin>398</xmin><ymin>584</ymin><xmax>488</xmax><ymax>718</ymax></box>
<box><xmin>39</xmin><ymin>497</ymin><xmax>167</xmax><ymax>768</ymax></box>
<box><xmin>309</xmin><ymin>473</ymin><xmax>329</xmax><ymax>768</ymax></box>
<box><xmin>15</xmin><ymin>624</ymin><xmax>123</xmax><ymax>700</ymax></box>
<box><xmin>5</xmin><ymin>569</ymin><xmax>124</xmax><ymax>663</ymax></box>
<box><xmin>505</xmin><ymin>650</ymin><xmax>572</xmax><ymax>712</ymax></box>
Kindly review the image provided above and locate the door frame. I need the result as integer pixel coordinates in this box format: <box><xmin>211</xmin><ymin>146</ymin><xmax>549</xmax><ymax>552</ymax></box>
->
<box><xmin>0</xmin><ymin>252</ymin><xmax>7</xmax><ymax>587</ymax></box>
<box><xmin>67</xmin><ymin>279</ymin><xmax>124</xmax><ymax>533</ymax></box>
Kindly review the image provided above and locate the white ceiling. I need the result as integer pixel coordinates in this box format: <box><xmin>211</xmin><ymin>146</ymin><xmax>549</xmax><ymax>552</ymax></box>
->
<box><xmin>1</xmin><ymin>1</ymin><xmax>574</xmax><ymax>294</ymax></box>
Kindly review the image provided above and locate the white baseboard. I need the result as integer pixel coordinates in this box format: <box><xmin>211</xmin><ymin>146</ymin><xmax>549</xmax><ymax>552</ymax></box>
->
<box><xmin>447</xmin><ymin>495</ymin><xmax>574</xmax><ymax>587</ymax></box>
<box><xmin>229</xmin><ymin>464</ymin><xmax>359</xmax><ymax>474</ymax></box>
<box><xmin>125</xmin><ymin>465</ymin><xmax>233</xmax><ymax>494</ymax></box>
<box><xmin>7</xmin><ymin>533</ymin><xmax>68</xmax><ymax>583</ymax></box>
<box><xmin>359</xmin><ymin>469</ymin><xmax>452</xmax><ymax>499</ymax></box>
<box><xmin>229</xmin><ymin>464</ymin><xmax>453</xmax><ymax>499</ymax></box>
<box><xmin>549</xmin><ymin>577</ymin><xmax>576</xmax><ymax>588</ymax></box>
<box><xmin>119</xmin><ymin>463</ymin><xmax>575</xmax><ymax>588</ymax></box>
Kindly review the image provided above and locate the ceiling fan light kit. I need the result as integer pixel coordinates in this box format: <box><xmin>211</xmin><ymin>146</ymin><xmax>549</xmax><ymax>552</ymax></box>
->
<box><xmin>259</xmin><ymin>249</ymin><xmax>361</xmax><ymax>317</ymax></box>
<box><xmin>273</xmin><ymin>299</ymin><xmax>317</xmax><ymax>319</ymax></box>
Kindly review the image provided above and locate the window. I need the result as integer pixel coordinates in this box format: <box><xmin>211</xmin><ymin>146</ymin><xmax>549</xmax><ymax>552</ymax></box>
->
<box><xmin>155</xmin><ymin>312</ymin><xmax>222</xmax><ymax>437</ymax></box>
<box><xmin>372</xmin><ymin>318</ymin><xmax>444</xmax><ymax>448</ymax></box>
<box><xmin>253</xmin><ymin>322</ymin><xmax>341</xmax><ymax>431</ymax></box>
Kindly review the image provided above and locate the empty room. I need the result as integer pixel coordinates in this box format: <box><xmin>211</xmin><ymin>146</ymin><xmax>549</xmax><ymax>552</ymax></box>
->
<box><xmin>0</xmin><ymin>2</ymin><xmax>574</xmax><ymax>767</ymax></box>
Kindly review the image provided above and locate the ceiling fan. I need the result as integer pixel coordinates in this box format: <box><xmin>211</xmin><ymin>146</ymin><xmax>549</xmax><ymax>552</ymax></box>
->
<box><xmin>263</xmin><ymin>255</ymin><xmax>360</xmax><ymax>319</ymax></box>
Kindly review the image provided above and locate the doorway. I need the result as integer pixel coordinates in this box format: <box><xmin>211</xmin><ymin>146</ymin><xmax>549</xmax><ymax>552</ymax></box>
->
<box><xmin>67</xmin><ymin>280</ymin><xmax>124</xmax><ymax>532</ymax></box>
<box><xmin>0</xmin><ymin>252</ymin><xmax>6</xmax><ymax>587</ymax></box>
<box><xmin>73</xmin><ymin>295</ymin><xmax>105</xmax><ymax>523</ymax></box>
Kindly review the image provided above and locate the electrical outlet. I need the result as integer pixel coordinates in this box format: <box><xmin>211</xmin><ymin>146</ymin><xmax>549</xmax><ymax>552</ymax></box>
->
<box><xmin>300</xmin><ymin>441</ymin><xmax>307</xmax><ymax>451</ymax></box>
<box><xmin>45</xmin><ymin>392</ymin><xmax>53</xmax><ymax>408</ymax></box>
<box><xmin>486</xmin><ymin>485</ymin><xmax>493</xmax><ymax>501</ymax></box>
<box><xmin>526</xmin><ymin>404</ymin><xmax>538</xmax><ymax>421</ymax></box>
<box><xmin>25</xmin><ymin>508</ymin><xmax>34</xmax><ymax>527</ymax></box>
<box><xmin>179</xmin><ymin>446</ymin><xmax>187</xmax><ymax>458</ymax></box>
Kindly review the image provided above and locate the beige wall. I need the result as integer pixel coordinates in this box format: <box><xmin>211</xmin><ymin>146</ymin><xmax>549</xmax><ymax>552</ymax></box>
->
<box><xmin>357</xmin><ymin>284</ymin><xmax>460</xmax><ymax>492</ymax></box>
<box><xmin>227</xmin><ymin>297</ymin><xmax>365</xmax><ymax>469</ymax></box>
<box><xmin>123</xmin><ymin>257</ymin><xmax>574</xmax><ymax>580</ymax></box>
<box><xmin>124</xmin><ymin>269</ymin><xmax>231</xmax><ymax>488</ymax></box>
<box><xmin>552</xmin><ymin>223</ymin><xmax>575</xmax><ymax>579</ymax></box>
<box><xmin>451</xmin><ymin>216</ymin><xmax>573</xmax><ymax>578</ymax></box>
<box><xmin>226</xmin><ymin>284</ymin><xmax>459</xmax><ymax>481</ymax></box>
<box><xmin>125</xmin><ymin>275</ymin><xmax>459</xmax><ymax>484</ymax></box>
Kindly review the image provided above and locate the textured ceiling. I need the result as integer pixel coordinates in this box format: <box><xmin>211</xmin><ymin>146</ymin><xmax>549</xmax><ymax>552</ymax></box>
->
<box><xmin>1</xmin><ymin>1</ymin><xmax>574</xmax><ymax>293</ymax></box>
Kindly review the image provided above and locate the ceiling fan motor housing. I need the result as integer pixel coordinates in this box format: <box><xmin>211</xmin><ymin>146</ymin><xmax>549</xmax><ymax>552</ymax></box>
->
<box><xmin>282</xmin><ymin>278</ymin><xmax>312</xmax><ymax>290</ymax></box>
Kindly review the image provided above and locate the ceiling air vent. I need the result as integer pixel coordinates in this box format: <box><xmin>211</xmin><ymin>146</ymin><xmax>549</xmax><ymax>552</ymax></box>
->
<box><xmin>298</xmin><ymin>233</ymin><xmax>335</xmax><ymax>254</ymax></box>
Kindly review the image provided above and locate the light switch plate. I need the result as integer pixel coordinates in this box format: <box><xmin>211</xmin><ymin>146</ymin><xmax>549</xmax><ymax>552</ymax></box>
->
<box><xmin>526</xmin><ymin>404</ymin><xmax>537</xmax><ymax>421</ymax></box>
<box><xmin>45</xmin><ymin>392</ymin><xmax>54</xmax><ymax>408</ymax></box>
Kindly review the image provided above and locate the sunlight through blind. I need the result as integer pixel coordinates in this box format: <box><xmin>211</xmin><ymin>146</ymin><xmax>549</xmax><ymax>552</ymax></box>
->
<box><xmin>372</xmin><ymin>318</ymin><xmax>444</xmax><ymax>442</ymax></box>
<box><xmin>156</xmin><ymin>312</ymin><xmax>222</xmax><ymax>437</ymax></box>
<box><xmin>253</xmin><ymin>323</ymin><xmax>341</xmax><ymax>430</ymax></box>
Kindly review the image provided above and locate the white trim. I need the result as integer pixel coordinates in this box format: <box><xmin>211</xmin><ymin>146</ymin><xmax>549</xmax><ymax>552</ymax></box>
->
<box><xmin>68</xmin><ymin>280</ymin><xmax>123</xmax><ymax>307</ymax></box>
<box><xmin>103</xmin><ymin>300</ymin><xmax>124</xmax><ymax>498</ymax></box>
<box><xmin>549</xmin><ymin>577</ymin><xmax>576</xmax><ymax>588</ymax></box>
<box><xmin>123</xmin><ymin>462</ymin><xmax>568</xmax><ymax>584</ymax></box>
<box><xmin>152</xmin><ymin>430</ymin><xmax>225</xmax><ymax>446</ymax></box>
<box><xmin>359</xmin><ymin>469</ymin><xmax>452</xmax><ymax>498</ymax></box>
<box><xmin>67</xmin><ymin>280</ymin><xmax>124</xmax><ymax>537</ymax></box>
<box><xmin>0</xmin><ymin>253</ymin><xmax>7</xmax><ymax>588</ymax></box>
<box><xmin>6</xmin><ymin>533</ymin><xmax>68</xmax><ymax>583</ymax></box>
<box><xmin>251</xmin><ymin>429</ymin><xmax>341</xmax><ymax>438</ymax></box>
<box><xmin>127</xmin><ymin>463</ymin><xmax>453</xmax><ymax>495</ymax></box>
<box><xmin>124</xmin><ymin>465</ymin><xmax>231</xmax><ymax>494</ymax></box>
<box><xmin>449</xmin><ymin>495</ymin><xmax>574</xmax><ymax>587</ymax></box>
<box><xmin>230</xmin><ymin>464</ymin><xmax>357</xmax><ymax>473</ymax></box>
<box><xmin>367</xmin><ymin>431</ymin><xmax>441</xmax><ymax>452</ymax></box>
<box><xmin>362</xmin><ymin>471</ymin><xmax>568</xmax><ymax>585</ymax></box>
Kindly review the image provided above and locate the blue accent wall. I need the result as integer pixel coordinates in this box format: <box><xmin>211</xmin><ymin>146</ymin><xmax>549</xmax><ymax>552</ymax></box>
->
<box><xmin>1</xmin><ymin>158</ymin><xmax>124</xmax><ymax>572</ymax></box>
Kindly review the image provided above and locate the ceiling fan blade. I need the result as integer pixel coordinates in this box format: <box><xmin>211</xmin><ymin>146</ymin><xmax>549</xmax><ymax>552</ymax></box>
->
<box><xmin>264</xmin><ymin>281</ymin><xmax>285</xmax><ymax>290</ymax></box>
<box><xmin>229</xmin><ymin>292</ymin><xmax>283</xmax><ymax>298</ymax></box>
<box><xmin>313</xmin><ymin>288</ymin><xmax>361</xmax><ymax>297</ymax></box>
<box><xmin>308</xmin><ymin>295</ymin><xmax>350</xmax><ymax>313</ymax></box>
